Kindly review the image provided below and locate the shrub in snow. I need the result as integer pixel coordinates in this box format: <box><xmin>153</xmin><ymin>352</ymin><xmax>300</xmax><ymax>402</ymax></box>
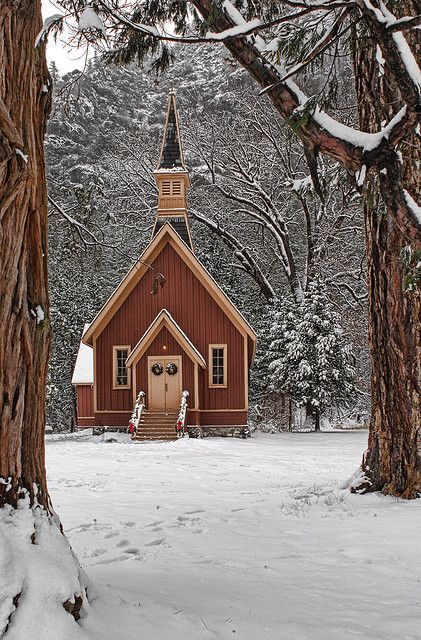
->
<box><xmin>268</xmin><ymin>281</ymin><xmax>357</xmax><ymax>430</ymax></box>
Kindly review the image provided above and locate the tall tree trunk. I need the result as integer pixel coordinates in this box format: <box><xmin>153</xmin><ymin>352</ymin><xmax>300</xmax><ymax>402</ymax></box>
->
<box><xmin>352</xmin><ymin>2</ymin><xmax>421</xmax><ymax>498</ymax></box>
<box><xmin>0</xmin><ymin>0</ymin><xmax>51</xmax><ymax>510</ymax></box>
<box><xmin>0</xmin><ymin>1</ymin><xmax>87</xmax><ymax>630</ymax></box>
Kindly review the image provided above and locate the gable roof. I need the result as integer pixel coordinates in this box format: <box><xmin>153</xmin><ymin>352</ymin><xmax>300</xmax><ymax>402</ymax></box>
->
<box><xmin>126</xmin><ymin>309</ymin><xmax>206</xmax><ymax>368</ymax></box>
<box><xmin>72</xmin><ymin>324</ymin><xmax>93</xmax><ymax>384</ymax></box>
<box><xmin>82</xmin><ymin>223</ymin><xmax>257</xmax><ymax>350</ymax></box>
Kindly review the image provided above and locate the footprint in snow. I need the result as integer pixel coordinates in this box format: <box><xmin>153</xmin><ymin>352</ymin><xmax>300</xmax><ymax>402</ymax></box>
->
<box><xmin>177</xmin><ymin>515</ymin><xmax>190</xmax><ymax>523</ymax></box>
<box><xmin>185</xmin><ymin>509</ymin><xmax>205</xmax><ymax>515</ymax></box>
<box><xmin>145</xmin><ymin>520</ymin><xmax>165</xmax><ymax>528</ymax></box>
<box><xmin>125</xmin><ymin>547</ymin><xmax>141</xmax><ymax>555</ymax></box>
<box><xmin>123</xmin><ymin>521</ymin><xmax>136</xmax><ymax>527</ymax></box>
<box><xmin>94</xmin><ymin>555</ymin><xmax>127</xmax><ymax>565</ymax></box>
<box><xmin>117</xmin><ymin>539</ymin><xmax>131</xmax><ymax>547</ymax></box>
<box><xmin>144</xmin><ymin>538</ymin><xmax>166</xmax><ymax>547</ymax></box>
<box><xmin>104</xmin><ymin>531</ymin><xmax>119</xmax><ymax>539</ymax></box>
<box><xmin>91</xmin><ymin>548</ymin><xmax>107</xmax><ymax>557</ymax></box>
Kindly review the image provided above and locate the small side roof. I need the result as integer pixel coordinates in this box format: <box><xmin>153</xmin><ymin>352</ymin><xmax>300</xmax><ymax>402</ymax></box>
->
<box><xmin>126</xmin><ymin>309</ymin><xmax>206</xmax><ymax>368</ymax></box>
<box><xmin>71</xmin><ymin>324</ymin><xmax>93</xmax><ymax>384</ymax></box>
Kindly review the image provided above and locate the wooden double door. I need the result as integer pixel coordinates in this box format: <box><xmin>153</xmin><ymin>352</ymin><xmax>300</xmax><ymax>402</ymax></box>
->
<box><xmin>148</xmin><ymin>356</ymin><xmax>182</xmax><ymax>409</ymax></box>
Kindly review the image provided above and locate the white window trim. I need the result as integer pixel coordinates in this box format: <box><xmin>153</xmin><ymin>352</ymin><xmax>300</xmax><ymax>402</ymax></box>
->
<box><xmin>208</xmin><ymin>344</ymin><xmax>227</xmax><ymax>388</ymax></box>
<box><xmin>113</xmin><ymin>345</ymin><xmax>131</xmax><ymax>390</ymax></box>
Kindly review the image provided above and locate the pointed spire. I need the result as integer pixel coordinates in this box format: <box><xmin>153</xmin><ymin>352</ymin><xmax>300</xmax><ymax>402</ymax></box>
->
<box><xmin>157</xmin><ymin>90</ymin><xmax>186</xmax><ymax>170</ymax></box>
<box><xmin>152</xmin><ymin>91</ymin><xmax>193</xmax><ymax>251</ymax></box>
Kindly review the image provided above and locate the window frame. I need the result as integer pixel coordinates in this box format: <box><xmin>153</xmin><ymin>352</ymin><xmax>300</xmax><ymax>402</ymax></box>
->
<box><xmin>112</xmin><ymin>345</ymin><xmax>131</xmax><ymax>390</ymax></box>
<box><xmin>208</xmin><ymin>344</ymin><xmax>227</xmax><ymax>388</ymax></box>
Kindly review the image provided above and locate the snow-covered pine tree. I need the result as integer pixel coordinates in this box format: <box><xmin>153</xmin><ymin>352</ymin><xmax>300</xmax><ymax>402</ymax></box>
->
<box><xmin>269</xmin><ymin>282</ymin><xmax>356</xmax><ymax>431</ymax></box>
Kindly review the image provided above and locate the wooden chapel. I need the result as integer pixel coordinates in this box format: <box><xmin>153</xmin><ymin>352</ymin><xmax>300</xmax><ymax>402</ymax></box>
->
<box><xmin>72</xmin><ymin>91</ymin><xmax>257</xmax><ymax>439</ymax></box>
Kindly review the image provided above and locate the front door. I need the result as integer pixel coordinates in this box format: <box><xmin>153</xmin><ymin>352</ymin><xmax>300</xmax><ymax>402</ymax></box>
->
<box><xmin>148</xmin><ymin>356</ymin><xmax>182</xmax><ymax>410</ymax></box>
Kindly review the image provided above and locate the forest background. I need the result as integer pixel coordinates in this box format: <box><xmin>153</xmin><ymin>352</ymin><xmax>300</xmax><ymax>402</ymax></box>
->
<box><xmin>46</xmin><ymin>45</ymin><xmax>369</xmax><ymax>431</ymax></box>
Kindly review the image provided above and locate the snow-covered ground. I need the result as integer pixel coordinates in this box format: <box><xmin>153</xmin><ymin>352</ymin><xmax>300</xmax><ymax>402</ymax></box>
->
<box><xmin>45</xmin><ymin>431</ymin><xmax>420</xmax><ymax>640</ymax></box>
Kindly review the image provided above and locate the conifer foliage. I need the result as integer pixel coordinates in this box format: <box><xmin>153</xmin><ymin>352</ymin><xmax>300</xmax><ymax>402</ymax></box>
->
<box><xmin>269</xmin><ymin>282</ymin><xmax>356</xmax><ymax>430</ymax></box>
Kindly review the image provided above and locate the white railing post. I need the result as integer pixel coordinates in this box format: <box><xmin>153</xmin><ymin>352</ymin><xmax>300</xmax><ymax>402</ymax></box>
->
<box><xmin>176</xmin><ymin>390</ymin><xmax>189</xmax><ymax>437</ymax></box>
<box><xmin>129</xmin><ymin>391</ymin><xmax>146</xmax><ymax>437</ymax></box>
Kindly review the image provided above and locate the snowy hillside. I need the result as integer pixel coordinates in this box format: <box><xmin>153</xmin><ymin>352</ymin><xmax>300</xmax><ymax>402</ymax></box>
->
<box><xmin>42</xmin><ymin>432</ymin><xmax>421</xmax><ymax>640</ymax></box>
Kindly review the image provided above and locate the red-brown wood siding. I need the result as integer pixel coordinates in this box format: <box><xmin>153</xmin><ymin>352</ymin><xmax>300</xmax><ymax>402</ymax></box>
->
<box><xmin>94</xmin><ymin>412</ymin><xmax>131</xmax><ymax>427</ymax></box>
<box><xmin>76</xmin><ymin>385</ymin><xmax>94</xmax><ymax>418</ymax></box>
<box><xmin>187</xmin><ymin>409</ymin><xmax>200</xmax><ymax>425</ymax></box>
<box><xmin>134</xmin><ymin>326</ymin><xmax>196</xmax><ymax>408</ymax></box>
<box><xmin>77</xmin><ymin>417</ymin><xmax>96</xmax><ymax>428</ymax></box>
<box><xmin>95</xmin><ymin>241</ymin><xmax>246</xmax><ymax>418</ymax></box>
<box><xmin>200</xmin><ymin>411</ymin><xmax>248</xmax><ymax>426</ymax></box>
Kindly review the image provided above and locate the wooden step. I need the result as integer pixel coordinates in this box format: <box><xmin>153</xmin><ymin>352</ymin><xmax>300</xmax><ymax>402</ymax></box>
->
<box><xmin>134</xmin><ymin>431</ymin><xmax>178</xmax><ymax>436</ymax></box>
<box><xmin>138</xmin><ymin>424</ymin><xmax>177</xmax><ymax>429</ymax></box>
<box><xmin>140</xmin><ymin>424</ymin><xmax>177</xmax><ymax>429</ymax></box>
<box><xmin>138</xmin><ymin>420</ymin><xmax>176</xmax><ymax>424</ymax></box>
<box><xmin>132</xmin><ymin>435</ymin><xmax>178</xmax><ymax>441</ymax></box>
<box><xmin>142</xmin><ymin>417</ymin><xmax>177</xmax><ymax>422</ymax></box>
<box><xmin>131</xmin><ymin>408</ymin><xmax>181</xmax><ymax>441</ymax></box>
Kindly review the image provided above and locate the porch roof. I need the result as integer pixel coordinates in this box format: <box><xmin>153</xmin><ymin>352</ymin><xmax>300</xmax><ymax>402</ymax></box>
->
<box><xmin>126</xmin><ymin>309</ymin><xmax>206</xmax><ymax>369</ymax></box>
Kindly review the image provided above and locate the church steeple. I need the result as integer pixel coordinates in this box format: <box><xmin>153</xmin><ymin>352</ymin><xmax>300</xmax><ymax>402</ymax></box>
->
<box><xmin>157</xmin><ymin>90</ymin><xmax>185</xmax><ymax>170</ymax></box>
<box><xmin>152</xmin><ymin>91</ymin><xmax>193</xmax><ymax>250</ymax></box>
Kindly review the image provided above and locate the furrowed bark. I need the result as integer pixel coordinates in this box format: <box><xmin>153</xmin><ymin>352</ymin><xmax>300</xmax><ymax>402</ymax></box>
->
<box><xmin>352</xmin><ymin>1</ymin><xmax>421</xmax><ymax>498</ymax></box>
<box><xmin>0</xmin><ymin>2</ymin><xmax>88</xmax><ymax>626</ymax></box>
<box><xmin>0</xmin><ymin>0</ymin><xmax>52</xmax><ymax>509</ymax></box>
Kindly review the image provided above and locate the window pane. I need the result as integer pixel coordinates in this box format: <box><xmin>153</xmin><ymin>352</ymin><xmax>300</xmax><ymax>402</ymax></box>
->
<box><xmin>212</xmin><ymin>347</ymin><xmax>225</xmax><ymax>385</ymax></box>
<box><xmin>116</xmin><ymin>349</ymin><xmax>129</xmax><ymax>386</ymax></box>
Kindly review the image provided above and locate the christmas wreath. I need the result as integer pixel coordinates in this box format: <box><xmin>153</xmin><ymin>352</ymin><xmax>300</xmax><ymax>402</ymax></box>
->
<box><xmin>165</xmin><ymin>362</ymin><xmax>178</xmax><ymax>375</ymax></box>
<box><xmin>151</xmin><ymin>363</ymin><xmax>164</xmax><ymax>376</ymax></box>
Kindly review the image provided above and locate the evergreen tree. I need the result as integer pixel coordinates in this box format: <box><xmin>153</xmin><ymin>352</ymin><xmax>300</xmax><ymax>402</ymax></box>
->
<box><xmin>269</xmin><ymin>282</ymin><xmax>356</xmax><ymax>431</ymax></box>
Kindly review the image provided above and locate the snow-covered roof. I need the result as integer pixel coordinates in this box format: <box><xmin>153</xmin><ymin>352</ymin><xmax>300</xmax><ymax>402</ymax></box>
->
<box><xmin>72</xmin><ymin>324</ymin><xmax>94</xmax><ymax>384</ymax></box>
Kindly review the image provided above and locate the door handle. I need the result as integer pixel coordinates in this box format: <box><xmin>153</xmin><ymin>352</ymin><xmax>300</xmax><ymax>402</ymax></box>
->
<box><xmin>165</xmin><ymin>383</ymin><xmax>168</xmax><ymax>391</ymax></box>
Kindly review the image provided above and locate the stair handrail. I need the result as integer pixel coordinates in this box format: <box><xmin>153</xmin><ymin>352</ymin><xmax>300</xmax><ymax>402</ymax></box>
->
<box><xmin>176</xmin><ymin>390</ymin><xmax>189</xmax><ymax>437</ymax></box>
<box><xmin>129</xmin><ymin>391</ymin><xmax>146</xmax><ymax>435</ymax></box>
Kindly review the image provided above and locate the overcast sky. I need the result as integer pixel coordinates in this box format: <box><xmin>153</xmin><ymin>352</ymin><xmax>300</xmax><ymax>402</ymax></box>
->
<box><xmin>42</xmin><ymin>0</ymin><xmax>85</xmax><ymax>73</ymax></box>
